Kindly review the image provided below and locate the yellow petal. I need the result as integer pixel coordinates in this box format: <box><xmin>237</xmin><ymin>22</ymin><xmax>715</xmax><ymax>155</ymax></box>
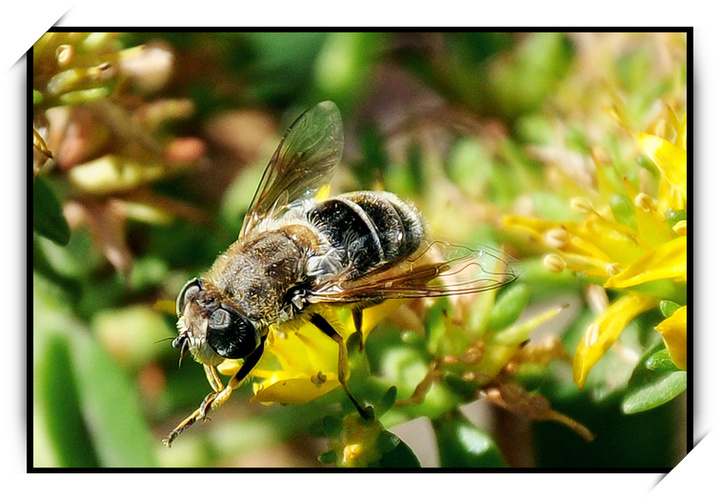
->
<box><xmin>267</xmin><ymin>315</ymin><xmax>342</xmax><ymax>376</ymax></box>
<box><xmin>575</xmin><ymin>217</ymin><xmax>641</xmax><ymax>264</ymax></box>
<box><xmin>503</xmin><ymin>215</ymin><xmax>564</xmax><ymax>239</ymax></box>
<box><xmin>251</xmin><ymin>374</ymin><xmax>340</xmax><ymax>404</ymax></box>
<box><xmin>633</xmin><ymin>195</ymin><xmax>677</xmax><ymax>248</ymax></box>
<box><xmin>655</xmin><ymin>306</ymin><xmax>687</xmax><ymax>370</ymax></box>
<box><xmin>573</xmin><ymin>293</ymin><xmax>658</xmax><ymax>388</ymax></box>
<box><xmin>556</xmin><ymin>251</ymin><xmax>614</xmax><ymax>279</ymax></box>
<box><xmin>246</xmin><ymin>310</ymin><xmax>350</xmax><ymax>404</ymax></box>
<box><xmin>506</xmin><ymin>214</ymin><xmax>641</xmax><ymax>274</ymax></box>
<box><xmin>217</xmin><ymin>359</ymin><xmax>241</xmax><ymax>376</ymax></box>
<box><xmin>604</xmin><ymin>235</ymin><xmax>686</xmax><ymax>288</ymax></box>
<box><xmin>675</xmin><ymin>113</ymin><xmax>687</xmax><ymax>150</ymax></box>
<box><xmin>638</xmin><ymin>133</ymin><xmax>687</xmax><ymax>202</ymax></box>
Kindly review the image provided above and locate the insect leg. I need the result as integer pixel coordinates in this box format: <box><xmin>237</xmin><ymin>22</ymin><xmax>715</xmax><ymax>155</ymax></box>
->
<box><xmin>205</xmin><ymin>338</ymin><xmax>266</xmax><ymax>415</ymax></box>
<box><xmin>162</xmin><ymin>410</ymin><xmax>203</xmax><ymax>447</ymax></box>
<box><xmin>204</xmin><ymin>363</ymin><xmax>225</xmax><ymax>392</ymax></box>
<box><xmin>310</xmin><ymin>313</ymin><xmax>373</xmax><ymax>420</ymax></box>
<box><xmin>351</xmin><ymin>308</ymin><xmax>365</xmax><ymax>352</ymax></box>
<box><xmin>162</xmin><ymin>340</ymin><xmax>266</xmax><ymax>447</ymax></box>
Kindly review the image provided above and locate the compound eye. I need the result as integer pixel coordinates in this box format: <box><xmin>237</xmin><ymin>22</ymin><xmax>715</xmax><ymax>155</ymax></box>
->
<box><xmin>207</xmin><ymin>307</ymin><xmax>261</xmax><ymax>359</ymax></box>
<box><xmin>176</xmin><ymin>278</ymin><xmax>202</xmax><ymax>316</ymax></box>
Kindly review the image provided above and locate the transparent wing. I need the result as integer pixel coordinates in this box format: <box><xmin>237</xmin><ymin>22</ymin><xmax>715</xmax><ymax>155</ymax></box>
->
<box><xmin>307</xmin><ymin>242</ymin><xmax>518</xmax><ymax>304</ymax></box>
<box><xmin>240</xmin><ymin>101</ymin><xmax>344</xmax><ymax>237</ymax></box>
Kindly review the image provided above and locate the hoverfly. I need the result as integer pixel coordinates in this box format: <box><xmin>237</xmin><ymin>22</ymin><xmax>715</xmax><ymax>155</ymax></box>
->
<box><xmin>164</xmin><ymin>101</ymin><xmax>515</xmax><ymax>446</ymax></box>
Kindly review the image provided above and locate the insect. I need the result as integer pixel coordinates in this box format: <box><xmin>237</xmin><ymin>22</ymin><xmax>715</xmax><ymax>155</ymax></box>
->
<box><xmin>163</xmin><ymin>101</ymin><xmax>515</xmax><ymax>446</ymax></box>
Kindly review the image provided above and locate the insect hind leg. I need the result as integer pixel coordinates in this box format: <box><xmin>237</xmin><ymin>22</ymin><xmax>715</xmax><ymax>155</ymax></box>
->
<box><xmin>310</xmin><ymin>313</ymin><xmax>373</xmax><ymax>421</ymax></box>
<box><xmin>346</xmin><ymin>308</ymin><xmax>365</xmax><ymax>353</ymax></box>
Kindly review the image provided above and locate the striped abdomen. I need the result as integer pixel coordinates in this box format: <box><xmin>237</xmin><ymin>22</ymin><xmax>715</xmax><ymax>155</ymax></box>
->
<box><xmin>307</xmin><ymin>191</ymin><xmax>425</xmax><ymax>279</ymax></box>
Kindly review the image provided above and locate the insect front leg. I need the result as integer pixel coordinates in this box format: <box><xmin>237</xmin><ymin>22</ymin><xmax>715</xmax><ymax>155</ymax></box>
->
<box><xmin>163</xmin><ymin>340</ymin><xmax>266</xmax><ymax>447</ymax></box>
<box><xmin>205</xmin><ymin>363</ymin><xmax>225</xmax><ymax>392</ymax></box>
<box><xmin>205</xmin><ymin>338</ymin><xmax>266</xmax><ymax>415</ymax></box>
<box><xmin>196</xmin><ymin>363</ymin><xmax>225</xmax><ymax>418</ymax></box>
<box><xmin>310</xmin><ymin>313</ymin><xmax>373</xmax><ymax>421</ymax></box>
<box><xmin>162</xmin><ymin>365</ymin><xmax>224</xmax><ymax>447</ymax></box>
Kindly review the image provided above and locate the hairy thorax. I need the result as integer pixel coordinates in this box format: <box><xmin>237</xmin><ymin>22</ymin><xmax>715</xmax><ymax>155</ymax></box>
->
<box><xmin>204</xmin><ymin>223</ymin><xmax>321</xmax><ymax>325</ymax></box>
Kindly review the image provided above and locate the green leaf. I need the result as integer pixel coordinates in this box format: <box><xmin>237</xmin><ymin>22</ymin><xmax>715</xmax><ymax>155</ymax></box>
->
<box><xmin>355</xmin><ymin>124</ymin><xmax>389</xmax><ymax>190</ymax></box>
<box><xmin>446</xmin><ymin>138</ymin><xmax>493</xmax><ymax>199</ymax></box>
<box><xmin>442</xmin><ymin>372</ymin><xmax>477</xmax><ymax>399</ymax></box>
<box><xmin>666</xmin><ymin>208</ymin><xmax>687</xmax><ymax>226</ymax></box>
<box><xmin>490</xmin><ymin>33</ymin><xmax>573</xmax><ymax>117</ymax></box>
<box><xmin>313</xmin><ymin>32</ymin><xmax>386</xmax><ymax>109</ymax></box>
<box><xmin>34</xmin><ymin>331</ymin><xmax>99</xmax><ymax>467</ymax></box>
<box><xmin>321</xmin><ymin>415</ymin><xmax>342</xmax><ymax>437</ymax></box>
<box><xmin>485</xmin><ymin>283</ymin><xmax>530</xmax><ymax>332</ymax></box>
<box><xmin>92</xmin><ymin>305</ymin><xmax>174</xmax><ymax>369</ymax></box>
<box><xmin>432</xmin><ymin>411</ymin><xmax>507</xmax><ymax>467</ymax></box>
<box><xmin>70</xmin><ymin>332</ymin><xmax>157</xmax><ymax>466</ymax></box>
<box><xmin>33</xmin><ymin>176</ymin><xmax>70</xmax><ymax>245</ymax></box>
<box><xmin>622</xmin><ymin>371</ymin><xmax>686</xmax><ymax>414</ymax></box>
<box><xmin>645</xmin><ymin>348</ymin><xmax>681</xmax><ymax>373</ymax></box>
<box><xmin>659</xmin><ymin>300</ymin><xmax>681</xmax><ymax>318</ymax></box>
<box><xmin>374</xmin><ymin>385</ymin><xmax>398</xmax><ymax>417</ymax></box>
<box><xmin>622</xmin><ymin>343</ymin><xmax>687</xmax><ymax>414</ymax></box>
<box><xmin>32</xmin><ymin>236</ymin><xmax>80</xmax><ymax>299</ymax></box>
<box><xmin>376</xmin><ymin>431</ymin><xmax>421</xmax><ymax>468</ymax></box>
<box><xmin>532</xmin><ymin>191</ymin><xmax>582</xmax><ymax>222</ymax></box>
<box><xmin>317</xmin><ymin>450</ymin><xmax>337</xmax><ymax>464</ymax></box>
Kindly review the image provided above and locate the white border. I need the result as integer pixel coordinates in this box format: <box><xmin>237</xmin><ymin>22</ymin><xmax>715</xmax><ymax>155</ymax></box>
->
<box><xmin>9</xmin><ymin>2</ymin><xmax>716</xmax><ymax>497</ymax></box>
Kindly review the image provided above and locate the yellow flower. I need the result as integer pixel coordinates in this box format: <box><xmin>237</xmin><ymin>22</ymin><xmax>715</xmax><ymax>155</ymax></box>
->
<box><xmin>249</xmin><ymin>321</ymin><xmax>342</xmax><ymax>405</ymax></box>
<box><xmin>504</xmin><ymin>104</ymin><xmax>687</xmax><ymax>388</ymax></box>
<box><xmin>604</xmin><ymin>235</ymin><xmax>686</xmax><ymax>288</ymax></box>
<box><xmin>655</xmin><ymin>305</ymin><xmax>687</xmax><ymax>370</ymax></box>
<box><xmin>638</xmin><ymin>129</ymin><xmax>687</xmax><ymax>211</ymax></box>
<box><xmin>217</xmin><ymin>301</ymin><xmax>401</xmax><ymax>405</ymax></box>
<box><xmin>572</xmin><ymin>293</ymin><xmax>658</xmax><ymax>386</ymax></box>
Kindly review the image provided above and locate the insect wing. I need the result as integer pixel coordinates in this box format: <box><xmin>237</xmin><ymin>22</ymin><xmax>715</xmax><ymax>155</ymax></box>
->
<box><xmin>240</xmin><ymin>101</ymin><xmax>344</xmax><ymax>236</ymax></box>
<box><xmin>308</xmin><ymin>243</ymin><xmax>518</xmax><ymax>304</ymax></box>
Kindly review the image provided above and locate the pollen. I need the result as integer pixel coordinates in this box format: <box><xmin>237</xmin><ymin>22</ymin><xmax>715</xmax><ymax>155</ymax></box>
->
<box><xmin>311</xmin><ymin>371</ymin><xmax>327</xmax><ymax>386</ymax></box>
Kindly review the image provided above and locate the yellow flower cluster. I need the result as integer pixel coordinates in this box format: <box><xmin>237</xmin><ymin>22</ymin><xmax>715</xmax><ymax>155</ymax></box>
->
<box><xmin>505</xmin><ymin>105</ymin><xmax>687</xmax><ymax>388</ymax></box>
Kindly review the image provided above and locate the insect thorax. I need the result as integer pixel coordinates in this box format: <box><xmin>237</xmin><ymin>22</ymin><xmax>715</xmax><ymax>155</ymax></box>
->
<box><xmin>205</xmin><ymin>224</ymin><xmax>319</xmax><ymax>324</ymax></box>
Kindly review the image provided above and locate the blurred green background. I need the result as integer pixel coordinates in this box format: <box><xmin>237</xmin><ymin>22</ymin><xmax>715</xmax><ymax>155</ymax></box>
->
<box><xmin>32</xmin><ymin>32</ymin><xmax>687</xmax><ymax>468</ymax></box>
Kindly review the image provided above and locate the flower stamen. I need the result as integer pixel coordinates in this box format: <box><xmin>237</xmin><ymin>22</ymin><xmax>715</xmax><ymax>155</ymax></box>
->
<box><xmin>570</xmin><ymin>197</ymin><xmax>595</xmax><ymax>215</ymax></box>
<box><xmin>605</xmin><ymin>262</ymin><xmax>623</xmax><ymax>278</ymax></box>
<box><xmin>584</xmin><ymin>323</ymin><xmax>600</xmax><ymax>347</ymax></box>
<box><xmin>672</xmin><ymin>220</ymin><xmax>687</xmax><ymax>236</ymax></box>
<box><xmin>543</xmin><ymin>253</ymin><xmax>567</xmax><ymax>273</ymax></box>
<box><xmin>545</xmin><ymin>228</ymin><xmax>570</xmax><ymax>248</ymax></box>
<box><xmin>634</xmin><ymin>193</ymin><xmax>657</xmax><ymax>212</ymax></box>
